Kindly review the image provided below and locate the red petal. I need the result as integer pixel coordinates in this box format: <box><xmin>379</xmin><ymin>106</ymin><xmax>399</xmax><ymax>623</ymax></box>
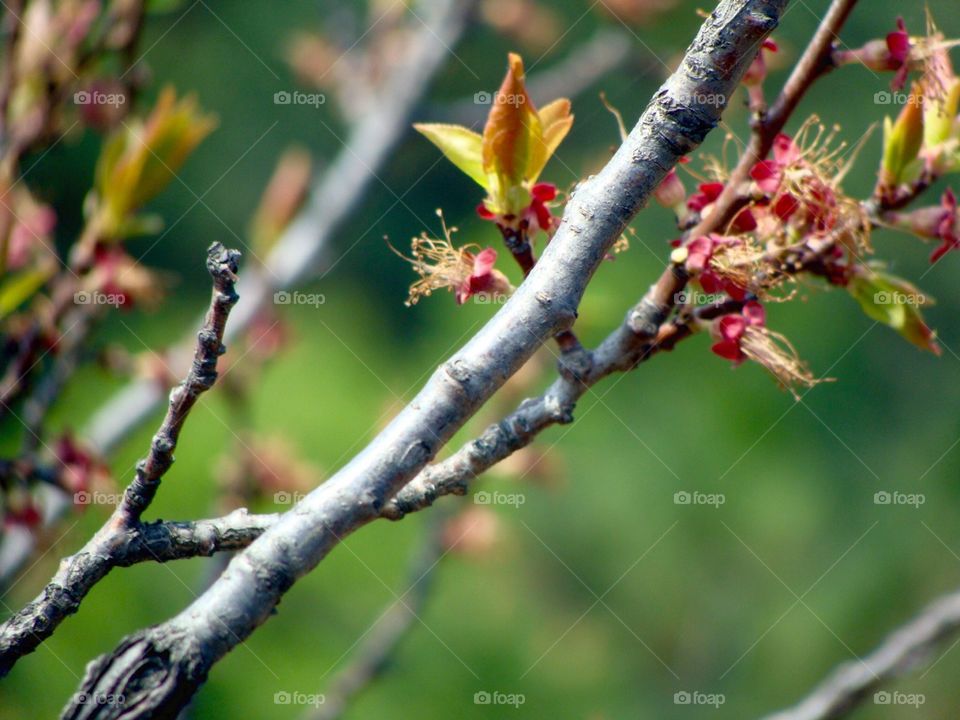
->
<box><xmin>750</xmin><ymin>160</ymin><xmax>782</xmax><ymax>194</ymax></box>
<box><xmin>711</xmin><ymin>339</ymin><xmax>743</xmax><ymax>362</ymax></box>
<box><xmin>732</xmin><ymin>208</ymin><xmax>757</xmax><ymax>233</ymax></box>
<box><xmin>718</xmin><ymin>315</ymin><xmax>747</xmax><ymax>342</ymax></box>
<box><xmin>533</xmin><ymin>200</ymin><xmax>553</xmax><ymax>231</ymax></box>
<box><xmin>472</xmin><ymin>247</ymin><xmax>498</xmax><ymax>277</ymax></box>
<box><xmin>743</xmin><ymin>301</ymin><xmax>765</xmax><ymax>326</ymax></box>
<box><xmin>772</xmin><ymin>133</ymin><xmax>800</xmax><ymax>165</ymax></box>
<box><xmin>773</xmin><ymin>193</ymin><xmax>800</xmax><ymax>220</ymax></box>
<box><xmin>476</xmin><ymin>203</ymin><xmax>496</xmax><ymax>220</ymax></box>
<box><xmin>687</xmin><ymin>182</ymin><xmax>724</xmax><ymax>212</ymax></box>
<box><xmin>531</xmin><ymin>182</ymin><xmax>557</xmax><ymax>201</ymax></box>
<box><xmin>699</xmin><ymin>270</ymin><xmax>722</xmax><ymax>294</ymax></box>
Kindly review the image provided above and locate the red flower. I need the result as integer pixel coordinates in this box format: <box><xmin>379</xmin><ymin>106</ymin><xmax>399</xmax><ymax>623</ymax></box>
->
<box><xmin>750</xmin><ymin>133</ymin><xmax>800</xmax><ymax>194</ymax></box>
<box><xmin>685</xmin><ymin>234</ymin><xmax>748</xmax><ymax>300</ymax></box>
<box><xmin>457</xmin><ymin>247</ymin><xmax>504</xmax><ymax>304</ymax></box>
<box><xmin>743</xmin><ymin>38</ymin><xmax>779</xmax><ymax>87</ymax></box>
<box><xmin>887</xmin><ymin>17</ymin><xmax>911</xmax><ymax>90</ymax></box>
<box><xmin>477</xmin><ymin>182</ymin><xmax>558</xmax><ymax>236</ymax></box>
<box><xmin>930</xmin><ymin>189</ymin><xmax>959</xmax><ymax>263</ymax></box>
<box><xmin>687</xmin><ymin>182</ymin><xmax>724</xmax><ymax>213</ymax></box>
<box><xmin>688</xmin><ymin>181</ymin><xmax>757</xmax><ymax>232</ymax></box>
<box><xmin>653</xmin><ymin>157</ymin><xmax>689</xmax><ymax>210</ymax></box>
<box><xmin>54</xmin><ymin>433</ymin><xmax>109</xmax><ymax>496</ymax></box>
<box><xmin>527</xmin><ymin>182</ymin><xmax>557</xmax><ymax>234</ymax></box>
<box><xmin>835</xmin><ymin>17</ymin><xmax>914</xmax><ymax>91</ymax></box>
<box><xmin>711</xmin><ymin>301</ymin><xmax>765</xmax><ymax>362</ymax></box>
<box><xmin>886</xmin><ymin>188</ymin><xmax>960</xmax><ymax>263</ymax></box>
<box><xmin>5</xmin><ymin>504</ymin><xmax>42</xmax><ymax>529</ymax></box>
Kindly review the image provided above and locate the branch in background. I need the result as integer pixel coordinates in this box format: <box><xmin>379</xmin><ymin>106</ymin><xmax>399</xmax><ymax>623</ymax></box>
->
<box><xmin>0</xmin><ymin>243</ymin><xmax>243</xmax><ymax>677</ymax></box>
<box><xmin>0</xmin><ymin>0</ymin><xmax>480</xmax><ymax>588</ymax></box>
<box><xmin>60</xmin><ymin>3</ymin><xmax>787</xmax><ymax>716</ymax></box>
<box><xmin>761</xmin><ymin>588</ymin><xmax>960</xmax><ymax>720</ymax></box>
<box><xmin>307</xmin><ymin>512</ymin><xmax>447</xmax><ymax>720</ymax></box>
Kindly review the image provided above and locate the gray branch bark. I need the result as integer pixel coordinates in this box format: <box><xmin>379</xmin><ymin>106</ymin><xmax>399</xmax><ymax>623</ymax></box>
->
<box><xmin>61</xmin><ymin>3</ymin><xmax>788</xmax><ymax>717</ymax></box>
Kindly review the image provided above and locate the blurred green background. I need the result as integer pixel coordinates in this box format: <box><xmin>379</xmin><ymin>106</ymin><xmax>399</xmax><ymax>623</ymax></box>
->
<box><xmin>3</xmin><ymin>0</ymin><xmax>960</xmax><ymax>717</ymax></box>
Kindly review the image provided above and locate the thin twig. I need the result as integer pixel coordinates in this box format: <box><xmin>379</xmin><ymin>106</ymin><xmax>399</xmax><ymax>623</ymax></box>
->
<box><xmin>307</xmin><ymin>512</ymin><xmax>447</xmax><ymax>720</ymax></box>
<box><xmin>0</xmin><ymin>243</ymin><xmax>242</xmax><ymax>676</ymax></box>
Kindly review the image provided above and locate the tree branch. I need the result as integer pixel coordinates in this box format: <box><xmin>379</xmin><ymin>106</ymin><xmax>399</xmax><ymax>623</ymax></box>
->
<box><xmin>61</xmin><ymin>3</ymin><xmax>788</xmax><ymax>716</ymax></box>
<box><xmin>761</xmin><ymin>588</ymin><xmax>960</xmax><ymax>720</ymax></box>
<box><xmin>0</xmin><ymin>243</ymin><xmax>242</xmax><ymax>677</ymax></box>
<box><xmin>0</xmin><ymin>0</ymin><xmax>480</xmax><ymax>588</ymax></box>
